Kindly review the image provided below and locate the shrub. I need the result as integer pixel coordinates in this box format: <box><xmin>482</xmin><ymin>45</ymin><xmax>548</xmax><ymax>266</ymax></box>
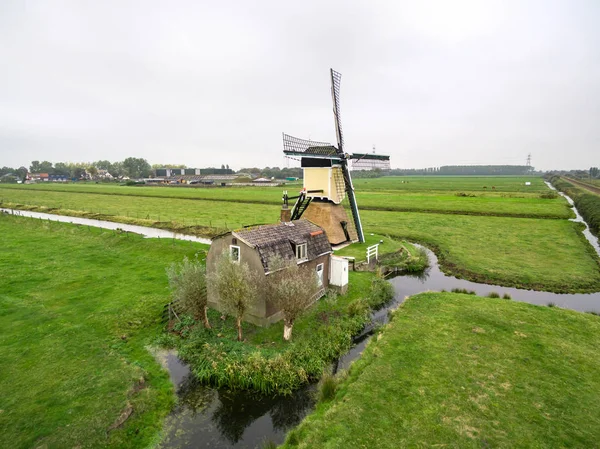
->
<box><xmin>503</xmin><ymin>293</ymin><xmax>512</xmax><ymax>300</ymax></box>
<box><xmin>574</xmin><ymin>193</ymin><xmax>600</xmax><ymax>237</ymax></box>
<box><xmin>539</xmin><ymin>191</ymin><xmax>558</xmax><ymax>199</ymax></box>
<box><xmin>548</xmin><ymin>302</ymin><xmax>557</xmax><ymax>308</ymax></box>
<box><xmin>317</xmin><ymin>372</ymin><xmax>338</xmax><ymax>402</ymax></box>
<box><xmin>261</xmin><ymin>440</ymin><xmax>277</xmax><ymax>449</ymax></box>
<box><xmin>167</xmin><ymin>256</ymin><xmax>210</xmax><ymax>328</ymax></box>
<box><xmin>347</xmin><ymin>299</ymin><xmax>369</xmax><ymax>318</ymax></box>
<box><xmin>209</xmin><ymin>252</ymin><xmax>260</xmax><ymax>341</ymax></box>
<box><xmin>487</xmin><ymin>292</ymin><xmax>500</xmax><ymax>298</ymax></box>
<box><xmin>367</xmin><ymin>276</ymin><xmax>395</xmax><ymax>309</ymax></box>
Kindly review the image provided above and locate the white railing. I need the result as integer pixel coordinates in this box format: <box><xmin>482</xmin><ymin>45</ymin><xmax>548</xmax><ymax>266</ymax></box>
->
<box><xmin>366</xmin><ymin>244</ymin><xmax>379</xmax><ymax>263</ymax></box>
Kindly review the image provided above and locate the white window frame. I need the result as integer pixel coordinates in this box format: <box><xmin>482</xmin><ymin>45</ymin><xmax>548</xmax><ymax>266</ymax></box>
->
<box><xmin>316</xmin><ymin>263</ymin><xmax>324</xmax><ymax>287</ymax></box>
<box><xmin>230</xmin><ymin>245</ymin><xmax>240</xmax><ymax>263</ymax></box>
<box><xmin>296</xmin><ymin>243</ymin><xmax>307</xmax><ymax>260</ymax></box>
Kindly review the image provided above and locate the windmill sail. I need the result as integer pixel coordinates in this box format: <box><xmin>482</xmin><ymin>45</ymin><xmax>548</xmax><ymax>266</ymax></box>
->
<box><xmin>330</xmin><ymin>69</ymin><xmax>365</xmax><ymax>243</ymax></box>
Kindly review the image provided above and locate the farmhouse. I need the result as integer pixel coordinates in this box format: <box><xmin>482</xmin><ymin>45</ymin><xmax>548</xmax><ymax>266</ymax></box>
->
<box><xmin>206</xmin><ymin>219</ymin><xmax>337</xmax><ymax>326</ymax></box>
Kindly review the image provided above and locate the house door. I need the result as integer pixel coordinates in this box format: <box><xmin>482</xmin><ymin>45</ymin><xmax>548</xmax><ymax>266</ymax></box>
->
<box><xmin>316</xmin><ymin>263</ymin><xmax>324</xmax><ymax>287</ymax></box>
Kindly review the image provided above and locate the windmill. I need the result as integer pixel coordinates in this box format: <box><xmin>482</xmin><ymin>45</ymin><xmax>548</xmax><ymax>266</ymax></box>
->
<box><xmin>282</xmin><ymin>69</ymin><xmax>390</xmax><ymax>244</ymax></box>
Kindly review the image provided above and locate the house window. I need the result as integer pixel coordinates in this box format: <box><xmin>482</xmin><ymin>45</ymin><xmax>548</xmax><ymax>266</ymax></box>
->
<box><xmin>316</xmin><ymin>263</ymin><xmax>324</xmax><ymax>287</ymax></box>
<box><xmin>296</xmin><ymin>243</ymin><xmax>307</xmax><ymax>260</ymax></box>
<box><xmin>230</xmin><ymin>245</ymin><xmax>240</xmax><ymax>262</ymax></box>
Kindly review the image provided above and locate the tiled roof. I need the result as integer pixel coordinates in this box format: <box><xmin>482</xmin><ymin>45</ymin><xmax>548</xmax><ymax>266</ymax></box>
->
<box><xmin>234</xmin><ymin>219</ymin><xmax>332</xmax><ymax>273</ymax></box>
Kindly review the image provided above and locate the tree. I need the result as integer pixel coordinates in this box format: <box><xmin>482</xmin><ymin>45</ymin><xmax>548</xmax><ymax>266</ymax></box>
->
<box><xmin>94</xmin><ymin>160</ymin><xmax>113</xmax><ymax>172</ymax></box>
<box><xmin>590</xmin><ymin>167</ymin><xmax>599</xmax><ymax>179</ymax></box>
<box><xmin>122</xmin><ymin>157</ymin><xmax>151</xmax><ymax>178</ymax></box>
<box><xmin>87</xmin><ymin>166</ymin><xmax>98</xmax><ymax>178</ymax></box>
<box><xmin>53</xmin><ymin>162</ymin><xmax>70</xmax><ymax>176</ymax></box>
<box><xmin>30</xmin><ymin>160</ymin><xmax>53</xmax><ymax>173</ymax></box>
<box><xmin>167</xmin><ymin>256</ymin><xmax>210</xmax><ymax>328</ymax></box>
<box><xmin>266</xmin><ymin>256</ymin><xmax>319</xmax><ymax>341</ymax></box>
<box><xmin>109</xmin><ymin>161</ymin><xmax>125</xmax><ymax>178</ymax></box>
<box><xmin>209</xmin><ymin>252</ymin><xmax>260</xmax><ymax>341</ymax></box>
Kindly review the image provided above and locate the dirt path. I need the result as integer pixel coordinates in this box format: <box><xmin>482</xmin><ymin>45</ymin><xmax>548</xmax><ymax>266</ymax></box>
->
<box><xmin>563</xmin><ymin>177</ymin><xmax>600</xmax><ymax>196</ymax></box>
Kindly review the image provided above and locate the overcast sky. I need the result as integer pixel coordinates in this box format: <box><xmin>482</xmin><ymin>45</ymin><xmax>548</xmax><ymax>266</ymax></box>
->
<box><xmin>1</xmin><ymin>0</ymin><xmax>598</xmax><ymax>171</ymax></box>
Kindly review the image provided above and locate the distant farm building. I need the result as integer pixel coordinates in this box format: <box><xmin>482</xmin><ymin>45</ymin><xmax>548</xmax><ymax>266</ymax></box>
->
<box><xmin>151</xmin><ymin>167</ymin><xmax>236</xmax><ymax>185</ymax></box>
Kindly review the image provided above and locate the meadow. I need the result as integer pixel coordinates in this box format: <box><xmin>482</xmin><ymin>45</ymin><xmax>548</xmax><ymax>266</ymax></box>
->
<box><xmin>0</xmin><ymin>176</ymin><xmax>596</xmax><ymax>292</ymax></box>
<box><xmin>0</xmin><ymin>214</ymin><xmax>208</xmax><ymax>449</ymax></box>
<box><xmin>0</xmin><ymin>175</ymin><xmax>571</xmax><ymax>218</ymax></box>
<box><xmin>283</xmin><ymin>292</ymin><xmax>600</xmax><ymax>448</ymax></box>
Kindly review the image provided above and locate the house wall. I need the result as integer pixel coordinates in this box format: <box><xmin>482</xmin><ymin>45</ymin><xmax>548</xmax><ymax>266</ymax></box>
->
<box><xmin>206</xmin><ymin>234</ymin><xmax>268</xmax><ymax>325</ymax></box>
<box><xmin>264</xmin><ymin>253</ymin><xmax>330</xmax><ymax>318</ymax></box>
<box><xmin>207</xmin><ymin>234</ymin><xmax>330</xmax><ymax>327</ymax></box>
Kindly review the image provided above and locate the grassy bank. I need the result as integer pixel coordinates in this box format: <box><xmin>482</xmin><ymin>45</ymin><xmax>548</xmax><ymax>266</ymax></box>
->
<box><xmin>0</xmin><ymin>214</ymin><xmax>208</xmax><ymax>449</ymax></box>
<box><xmin>364</xmin><ymin>210</ymin><xmax>600</xmax><ymax>293</ymax></box>
<box><xmin>282</xmin><ymin>292</ymin><xmax>600</xmax><ymax>448</ymax></box>
<box><xmin>548</xmin><ymin>176</ymin><xmax>600</xmax><ymax>238</ymax></box>
<box><xmin>163</xmin><ymin>273</ymin><xmax>394</xmax><ymax>395</ymax></box>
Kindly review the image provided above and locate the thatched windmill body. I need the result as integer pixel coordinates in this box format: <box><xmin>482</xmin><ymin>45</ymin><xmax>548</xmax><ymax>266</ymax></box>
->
<box><xmin>282</xmin><ymin>69</ymin><xmax>390</xmax><ymax>245</ymax></box>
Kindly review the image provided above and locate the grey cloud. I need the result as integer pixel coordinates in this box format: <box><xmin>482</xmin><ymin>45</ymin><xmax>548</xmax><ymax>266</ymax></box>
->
<box><xmin>0</xmin><ymin>0</ymin><xmax>598</xmax><ymax>170</ymax></box>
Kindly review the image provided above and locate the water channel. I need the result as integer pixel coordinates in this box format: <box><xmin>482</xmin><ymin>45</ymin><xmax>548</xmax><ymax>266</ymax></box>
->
<box><xmin>3</xmin><ymin>190</ymin><xmax>600</xmax><ymax>448</ymax></box>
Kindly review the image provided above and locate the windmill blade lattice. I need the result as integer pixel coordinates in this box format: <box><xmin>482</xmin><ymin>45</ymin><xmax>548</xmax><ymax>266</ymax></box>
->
<box><xmin>282</xmin><ymin>133</ymin><xmax>339</xmax><ymax>158</ymax></box>
<box><xmin>330</xmin><ymin>69</ymin><xmax>345</xmax><ymax>154</ymax></box>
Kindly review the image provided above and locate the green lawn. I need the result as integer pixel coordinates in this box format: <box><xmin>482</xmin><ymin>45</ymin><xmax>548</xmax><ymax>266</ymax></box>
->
<box><xmin>0</xmin><ymin>176</ymin><xmax>596</xmax><ymax>292</ymax></box>
<box><xmin>0</xmin><ymin>175</ymin><xmax>571</xmax><ymax>219</ymax></box>
<box><xmin>363</xmin><ymin>210</ymin><xmax>600</xmax><ymax>292</ymax></box>
<box><xmin>283</xmin><ymin>292</ymin><xmax>600</xmax><ymax>448</ymax></box>
<box><xmin>333</xmin><ymin>234</ymin><xmax>406</xmax><ymax>260</ymax></box>
<box><xmin>352</xmin><ymin>175</ymin><xmax>549</xmax><ymax>192</ymax></box>
<box><xmin>0</xmin><ymin>214</ymin><xmax>208</xmax><ymax>449</ymax></box>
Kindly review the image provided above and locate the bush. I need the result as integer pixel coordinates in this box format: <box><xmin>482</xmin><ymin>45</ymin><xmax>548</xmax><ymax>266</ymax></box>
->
<box><xmin>167</xmin><ymin>256</ymin><xmax>210</xmax><ymax>328</ymax></box>
<box><xmin>317</xmin><ymin>372</ymin><xmax>338</xmax><ymax>402</ymax></box>
<box><xmin>367</xmin><ymin>277</ymin><xmax>395</xmax><ymax>309</ymax></box>
<box><xmin>347</xmin><ymin>298</ymin><xmax>369</xmax><ymax>318</ymax></box>
<box><xmin>168</xmin><ymin>272</ymin><xmax>390</xmax><ymax>395</ymax></box>
<box><xmin>539</xmin><ymin>191</ymin><xmax>558</xmax><ymax>199</ymax></box>
<box><xmin>574</xmin><ymin>193</ymin><xmax>600</xmax><ymax>237</ymax></box>
<box><xmin>503</xmin><ymin>293</ymin><xmax>512</xmax><ymax>300</ymax></box>
<box><xmin>487</xmin><ymin>292</ymin><xmax>500</xmax><ymax>298</ymax></box>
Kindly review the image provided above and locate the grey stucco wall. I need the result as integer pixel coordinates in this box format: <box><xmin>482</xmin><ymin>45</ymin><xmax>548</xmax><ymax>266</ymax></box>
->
<box><xmin>207</xmin><ymin>234</ymin><xmax>330</xmax><ymax>327</ymax></box>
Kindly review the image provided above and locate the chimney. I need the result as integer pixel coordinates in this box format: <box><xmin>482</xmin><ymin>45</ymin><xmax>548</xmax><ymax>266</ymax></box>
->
<box><xmin>280</xmin><ymin>205</ymin><xmax>291</xmax><ymax>222</ymax></box>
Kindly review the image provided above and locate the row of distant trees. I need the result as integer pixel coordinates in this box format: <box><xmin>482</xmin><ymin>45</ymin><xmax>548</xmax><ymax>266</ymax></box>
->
<box><xmin>547</xmin><ymin>167</ymin><xmax>599</xmax><ymax>180</ymax></box>
<box><xmin>386</xmin><ymin>165</ymin><xmax>534</xmax><ymax>176</ymax></box>
<box><xmin>25</xmin><ymin>158</ymin><xmax>153</xmax><ymax>179</ymax></box>
<box><xmin>239</xmin><ymin>167</ymin><xmax>303</xmax><ymax>179</ymax></box>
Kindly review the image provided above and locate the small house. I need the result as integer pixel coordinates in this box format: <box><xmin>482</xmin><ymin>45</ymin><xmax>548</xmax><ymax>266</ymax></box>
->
<box><xmin>206</xmin><ymin>219</ymin><xmax>335</xmax><ymax>326</ymax></box>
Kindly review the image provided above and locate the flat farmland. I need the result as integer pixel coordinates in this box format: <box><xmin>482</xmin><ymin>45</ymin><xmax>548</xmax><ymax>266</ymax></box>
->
<box><xmin>353</xmin><ymin>175</ymin><xmax>549</xmax><ymax>192</ymax></box>
<box><xmin>0</xmin><ymin>176</ymin><xmax>597</xmax><ymax>292</ymax></box>
<box><xmin>0</xmin><ymin>214</ymin><xmax>208</xmax><ymax>448</ymax></box>
<box><xmin>0</xmin><ymin>176</ymin><xmax>572</xmax><ymax>218</ymax></box>
<box><xmin>362</xmin><ymin>210</ymin><xmax>600</xmax><ymax>292</ymax></box>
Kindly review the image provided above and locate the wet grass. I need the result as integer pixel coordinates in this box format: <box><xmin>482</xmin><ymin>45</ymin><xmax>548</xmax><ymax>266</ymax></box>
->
<box><xmin>282</xmin><ymin>292</ymin><xmax>600</xmax><ymax>448</ymax></box>
<box><xmin>0</xmin><ymin>214</ymin><xmax>208</xmax><ymax>449</ymax></box>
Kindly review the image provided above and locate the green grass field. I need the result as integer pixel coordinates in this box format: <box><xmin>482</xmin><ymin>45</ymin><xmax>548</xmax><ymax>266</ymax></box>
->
<box><xmin>363</xmin><ymin>210</ymin><xmax>600</xmax><ymax>292</ymax></box>
<box><xmin>0</xmin><ymin>214</ymin><xmax>208</xmax><ymax>449</ymax></box>
<box><xmin>0</xmin><ymin>175</ymin><xmax>572</xmax><ymax>218</ymax></box>
<box><xmin>283</xmin><ymin>292</ymin><xmax>600</xmax><ymax>448</ymax></box>
<box><xmin>0</xmin><ymin>175</ymin><xmax>597</xmax><ymax>292</ymax></box>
